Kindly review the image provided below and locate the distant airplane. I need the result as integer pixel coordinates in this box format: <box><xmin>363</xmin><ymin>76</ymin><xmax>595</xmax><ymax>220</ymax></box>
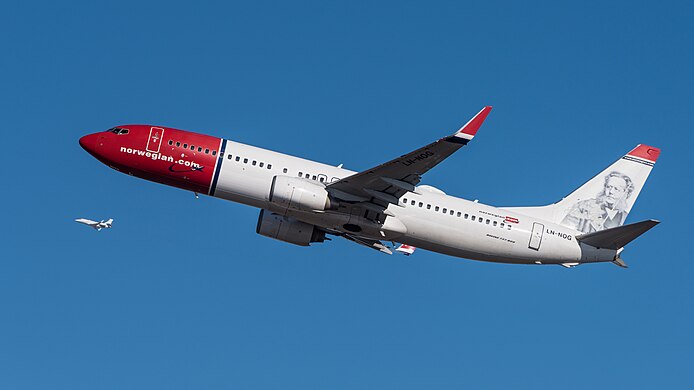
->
<box><xmin>78</xmin><ymin>107</ymin><xmax>661</xmax><ymax>267</ymax></box>
<box><xmin>75</xmin><ymin>218</ymin><xmax>113</xmax><ymax>231</ymax></box>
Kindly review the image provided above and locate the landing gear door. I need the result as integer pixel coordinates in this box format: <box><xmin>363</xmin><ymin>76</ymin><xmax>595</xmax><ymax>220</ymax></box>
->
<box><xmin>528</xmin><ymin>222</ymin><xmax>544</xmax><ymax>251</ymax></box>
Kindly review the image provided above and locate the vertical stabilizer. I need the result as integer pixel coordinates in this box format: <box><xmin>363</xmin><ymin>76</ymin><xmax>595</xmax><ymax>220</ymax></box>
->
<box><xmin>505</xmin><ymin>145</ymin><xmax>660</xmax><ymax>233</ymax></box>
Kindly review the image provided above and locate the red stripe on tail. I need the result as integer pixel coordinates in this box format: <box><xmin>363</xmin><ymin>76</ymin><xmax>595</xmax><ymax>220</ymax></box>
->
<box><xmin>627</xmin><ymin>144</ymin><xmax>660</xmax><ymax>162</ymax></box>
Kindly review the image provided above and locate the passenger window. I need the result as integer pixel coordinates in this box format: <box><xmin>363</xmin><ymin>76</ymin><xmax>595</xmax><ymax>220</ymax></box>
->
<box><xmin>299</xmin><ymin>172</ymin><xmax>303</xmax><ymax>177</ymax></box>
<box><xmin>457</xmin><ymin>212</ymin><xmax>461</xmax><ymax>217</ymax></box>
<box><xmin>493</xmin><ymin>221</ymin><xmax>498</xmax><ymax>226</ymax></box>
<box><xmin>411</xmin><ymin>200</ymin><xmax>416</xmax><ymax>205</ymax></box>
<box><xmin>450</xmin><ymin>210</ymin><xmax>454</xmax><ymax>215</ymax></box>
<box><xmin>479</xmin><ymin>218</ymin><xmax>483</xmax><ymax>223</ymax></box>
<box><xmin>508</xmin><ymin>225</ymin><xmax>512</xmax><ymax>230</ymax></box>
<box><xmin>252</xmin><ymin>160</ymin><xmax>257</xmax><ymax>166</ymax></box>
<box><xmin>435</xmin><ymin>206</ymin><xmax>440</xmax><ymax>211</ymax></box>
<box><xmin>176</xmin><ymin>142</ymin><xmax>181</xmax><ymax>147</ymax></box>
<box><xmin>183</xmin><ymin>143</ymin><xmax>188</xmax><ymax>148</ymax></box>
<box><xmin>305</xmin><ymin>173</ymin><xmax>310</xmax><ymax>178</ymax></box>
<box><xmin>312</xmin><ymin>175</ymin><xmax>317</xmax><ymax>180</ymax></box>
<box><xmin>268</xmin><ymin>164</ymin><xmax>272</xmax><ymax>169</ymax></box>
<box><xmin>205</xmin><ymin>149</ymin><xmax>210</xmax><ymax>154</ymax></box>
<box><xmin>190</xmin><ymin>145</ymin><xmax>195</xmax><ymax>150</ymax></box>
<box><xmin>464</xmin><ymin>213</ymin><xmax>469</xmax><ymax>219</ymax></box>
<box><xmin>168</xmin><ymin>140</ymin><xmax>173</xmax><ymax>146</ymax></box>
<box><xmin>419</xmin><ymin>202</ymin><xmax>423</xmax><ymax>207</ymax></box>
<box><xmin>236</xmin><ymin>156</ymin><xmax>240</xmax><ymax>162</ymax></box>
<box><xmin>212</xmin><ymin>150</ymin><xmax>217</xmax><ymax>156</ymax></box>
<box><xmin>442</xmin><ymin>208</ymin><xmax>447</xmax><ymax>213</ymax></box>
<box><xmin>471</xmin><ymin>216</ymin><xmax>476</xmax><ymax>221</ymax></box>
<box><xmin>259</xmin><ymin>162</ymin><xmax>264</xmax><ymax>167</ymax></box>
<box><xmin>228</xmin><ymin>154</ymin><xmax>232</xmax><ymax>160</ymax></box>
<box><xmin>427</xmin><ymin>204</ymin><xmax>431</xmax><ymax>209</ymax></box>
<box><xmin>500</xmin><ymin>222</ymin><xmax>505</xmax><ymax>228</ymax></box>
<box><xmin>283</xmin><ymin>168</ymin><xmax>288</xmax><ymax>173</ymax></box>
<box><xmin>198</xmin><ymin>147</ymin><xmax>202</xmax><ymax>152</ymax></box>
<box><xmin>319</xmin><ymin>177</ymin><xmax>324</xmax><ymax>182</ymax></box>
<box><xmin>486</xmin><ymin>219</ymin><xmax>490</xmax><ymax>224</ymax></box>
<box><xmin>243</xmin><ymin>158</ymin><xmax>248</xmax><ymax>163</ymax></box>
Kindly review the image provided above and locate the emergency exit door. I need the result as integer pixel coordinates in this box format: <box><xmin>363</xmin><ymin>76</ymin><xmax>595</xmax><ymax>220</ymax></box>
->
<box><xmin>528</xmin><ymin>222</ymin><xmax>544</xmax><ymax>251</ymax></box>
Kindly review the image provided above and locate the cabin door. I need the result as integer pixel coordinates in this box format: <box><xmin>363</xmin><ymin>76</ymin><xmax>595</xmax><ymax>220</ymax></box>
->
<box><xmin>147</xmin><ymin>127</ymin><xmax>164</xmax><ymax>153</ymax></box>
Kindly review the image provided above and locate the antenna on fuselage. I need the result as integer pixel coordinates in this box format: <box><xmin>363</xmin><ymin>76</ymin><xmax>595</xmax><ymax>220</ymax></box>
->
<box><xmin>194</xmin><ymin>192</ymin><xmax>199</xmax><ymax>199</ymax></box>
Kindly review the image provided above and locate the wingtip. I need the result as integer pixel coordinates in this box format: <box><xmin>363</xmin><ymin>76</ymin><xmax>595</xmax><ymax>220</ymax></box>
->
<box><xmin>457</xmin><ymin>106</ymin><xmax>492</xmax><ymax>139</ymax></box>
<box><xmin>612</xmin><ymin>258</ymin><xmax>629</xmax><ymax>268</ymax></box>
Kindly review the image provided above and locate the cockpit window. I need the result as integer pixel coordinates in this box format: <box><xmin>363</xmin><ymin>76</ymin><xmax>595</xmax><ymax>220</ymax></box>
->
<box><xmin>108</xmin><ymin>127</ymin><xmax>129</xmax><ymax>135</ymax></box>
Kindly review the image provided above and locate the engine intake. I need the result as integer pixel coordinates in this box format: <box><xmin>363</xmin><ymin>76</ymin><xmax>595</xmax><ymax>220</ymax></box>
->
<box><xmin>256</xmin><ymin>209</ymin><xmax>326</xmax><ymax>246</ymax></box>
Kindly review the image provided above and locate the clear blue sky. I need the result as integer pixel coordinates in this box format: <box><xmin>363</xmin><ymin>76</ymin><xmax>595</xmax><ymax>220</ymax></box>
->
<box><xmin>2</xmin><ymin>1</ymin><xmax>692</xmax><ymax>388</ymax></box>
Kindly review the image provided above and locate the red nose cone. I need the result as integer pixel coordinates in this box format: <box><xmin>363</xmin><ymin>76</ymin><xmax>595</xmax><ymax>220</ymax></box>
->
<box><xmin>79</xmin><ymin>133</ymin><xmax>99</xmax><ymax>155</ymax></box>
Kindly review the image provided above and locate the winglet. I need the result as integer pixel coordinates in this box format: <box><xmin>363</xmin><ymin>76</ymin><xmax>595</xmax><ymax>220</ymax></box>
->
<box><xmin>626</xmin><ymin>144</ymin><xmax>661</xmax><ymax>163</ymax></box>
<box><xmin>454</xmin><ymin>106</ymin><xmax>492</xmax><ymax>141</ymax></box>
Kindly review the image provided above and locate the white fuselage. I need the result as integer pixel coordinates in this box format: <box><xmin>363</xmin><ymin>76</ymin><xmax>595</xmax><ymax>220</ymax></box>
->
<box><xmin>211</xmin><ymin>139</ymin><xmax>616</xmax><ymax>265</ymax></box>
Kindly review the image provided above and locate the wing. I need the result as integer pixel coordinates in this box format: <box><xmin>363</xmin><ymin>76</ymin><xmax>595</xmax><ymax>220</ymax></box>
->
<box><xmin>327</xmin><ymin>106</ymin><xmax>492</xmax><ymax>205</ymax></box>
<box><xmin>75</xmin><ymin>218</ymin><xmax>97</xmax><ymax>225</ymax></box>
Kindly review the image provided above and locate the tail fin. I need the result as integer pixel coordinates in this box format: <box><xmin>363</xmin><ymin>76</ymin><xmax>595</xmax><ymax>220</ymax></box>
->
<box><xmin>505</xmin><ymin>145</ymin><xmax>660</xmax><ymax>233</ymax></box>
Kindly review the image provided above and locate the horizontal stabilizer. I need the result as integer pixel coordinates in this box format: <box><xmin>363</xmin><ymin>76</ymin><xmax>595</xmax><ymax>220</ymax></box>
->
<box><xmin>576</xmin><ymin>219</ymin><xmax>659</xmax><ymax>250</ymax></box>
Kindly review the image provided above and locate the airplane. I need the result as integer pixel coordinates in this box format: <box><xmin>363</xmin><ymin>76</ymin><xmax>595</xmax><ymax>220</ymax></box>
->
<box><xmin>78</xmin><ymin>107</ymin><xmax>660</xmax><ymax>268</ymax></box>
<box><xmin>75</xmin><ymin>218</ymin><xmax>113</xmax><ymax>231</ymax></box>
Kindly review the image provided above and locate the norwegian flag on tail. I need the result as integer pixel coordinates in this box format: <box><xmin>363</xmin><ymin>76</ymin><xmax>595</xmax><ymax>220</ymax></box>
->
<box><xmin>627</xmin><ymin>144</ymin><xmax>660</xmax><ymax>163</ymax></box>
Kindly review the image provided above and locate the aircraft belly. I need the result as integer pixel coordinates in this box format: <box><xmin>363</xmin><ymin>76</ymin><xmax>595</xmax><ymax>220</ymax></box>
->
<box><xmin>397</xmin><ymin>210</ymin><xmax>583</xmax><ymax>264</ymax></box>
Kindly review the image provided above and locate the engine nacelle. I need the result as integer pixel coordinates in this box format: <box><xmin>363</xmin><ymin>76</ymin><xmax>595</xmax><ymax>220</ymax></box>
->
<box><xmin>256</xmin><ymin>209</ymin><xmax>326</xmax><ymax>246</ymax></box>
<box><xmin>269</xmin><ymin>176</ymin><xmax>333</xmax><ymax>215</ymax></box>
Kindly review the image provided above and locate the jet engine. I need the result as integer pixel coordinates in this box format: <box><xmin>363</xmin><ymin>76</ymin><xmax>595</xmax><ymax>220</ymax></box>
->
<box><xmin>269</xmin><ymin>176</ymin><xmax>335</xmax><ymax>215</ymax></box>
<box><xmin>256</xmin><ymin>209</ymin><xmax>327</xmax><ymax>246</ymax></box>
